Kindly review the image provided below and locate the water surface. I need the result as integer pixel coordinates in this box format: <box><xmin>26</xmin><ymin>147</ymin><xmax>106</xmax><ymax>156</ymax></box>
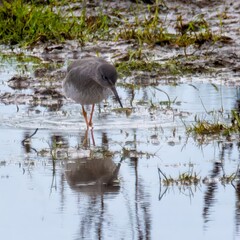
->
<box><xmin>0</xmin><ymin>55</ymin><xmax>240</xmax><ymax>240</ymax></box>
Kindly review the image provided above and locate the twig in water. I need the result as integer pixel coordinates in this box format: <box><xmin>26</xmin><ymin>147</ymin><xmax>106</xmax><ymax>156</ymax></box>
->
<box><xmin>21</xmin><ymin>128</ymin><xmax>39</xmax><ymax>145</ymax></box>
<box><xmin>153</xmin><ymin>86</ymin><xmax>171</xmax><ymax>108</ymax></box>
<box><xmin>199</xmin><ymin>96</ymin><xmax>209</xmax><ymax>114</ymax></box>
<box><xmin>231</xmin><ymin>164</ymin><xmax>240</xmax><ymax>190</ymax></box>
<box><xmin>188</xmin><ymin>84</ymin><xmax>199</xmax><ymax>91</ymax></box>
<box><xmin>158</xmin><ymin>167</ymin><xmax>168</xmax><ymax>182</ymax></box>
<box><xmin>158</xmin><ymin>167</ymin><xmax>168</xmax><ymax>201</ymax></box>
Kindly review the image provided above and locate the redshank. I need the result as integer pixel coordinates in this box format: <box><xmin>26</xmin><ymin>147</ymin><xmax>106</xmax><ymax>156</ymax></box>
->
<box><xmin>63</xmin><ymin>57</ymin><xmax>123</xmax><ymax>128</ymax></box>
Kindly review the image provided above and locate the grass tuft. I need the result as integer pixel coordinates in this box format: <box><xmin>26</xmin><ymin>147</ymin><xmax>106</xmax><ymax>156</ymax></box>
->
<box><xmin>0</xmin><ymin>0</ymin><xmax>113</xmax><ymax>46</ymax></box>
<box><xmin>187</xmin><ymin>110</ymin><xmax>240</xmax><ymax>136</ymax></box>
<box><xmin>158</xmin><ymin>167</ymin><xmax>201</xmax><ymax>186</ymax></box>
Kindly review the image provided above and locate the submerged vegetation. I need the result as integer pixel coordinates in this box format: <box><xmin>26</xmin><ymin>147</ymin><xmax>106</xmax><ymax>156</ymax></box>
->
<box><xmin>158</xmin><ymin>167</ymin><xmax>201</xmax><ymax>186</ymax></box>
<box><xmin>159</xmin><ymin>162</ymin><xmax>240</xmax><ymax>187</ymax></box>
<box><xmin>187</xmin><ymin>109</ymin><xmax>240</xmax><ymax>136</ymax></box>
<box><xmin>158</xmin><ymin>164</ymin><xmax>240</xmax><ymax>201</ymax></box>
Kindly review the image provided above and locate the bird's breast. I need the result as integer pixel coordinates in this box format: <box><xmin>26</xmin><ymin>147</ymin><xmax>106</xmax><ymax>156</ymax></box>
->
<box><xmin>63</xmin><ymin>80</ymin><xmax>112</xmax><ymax>105</ymax></box>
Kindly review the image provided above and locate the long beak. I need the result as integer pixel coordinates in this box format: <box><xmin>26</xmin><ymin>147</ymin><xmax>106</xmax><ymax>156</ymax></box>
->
<box><xmin>111</xmin><ymin>86</ymin><xmax>123</xmax><ymax>108</ymax></box>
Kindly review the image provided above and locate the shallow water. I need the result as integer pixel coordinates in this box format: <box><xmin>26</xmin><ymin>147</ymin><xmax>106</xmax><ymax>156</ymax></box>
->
<box><xmin>0</xmin><ymin>54</ymin><xmax>240</xmax><ymax>240</ymax></box>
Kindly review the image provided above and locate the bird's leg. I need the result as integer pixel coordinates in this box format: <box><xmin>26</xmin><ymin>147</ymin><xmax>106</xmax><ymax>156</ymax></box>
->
<box><xmin>82</xmin><ymin>105</ymin><xmax>89</xmax><ymax>128</ymax></box>
<box><xmin>82</xmin><ymin>129</ymin><xmax>89</xmax><ymax>147</ymax></box>
<box><xmin>88</xmin><ymin>104</ymin><xmax>95</xmax><ymax>128</ymax></box>
<box><xmin>90</xmin><ymin>128</ymin><xmax>95</xmax><ymax>146</ymax></box>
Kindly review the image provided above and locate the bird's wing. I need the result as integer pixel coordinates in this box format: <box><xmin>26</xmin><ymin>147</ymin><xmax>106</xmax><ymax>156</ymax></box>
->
<box><xmin>64</xmin><ymin>64</ymin><xmax>98</xmax><ymax>90</ymax></box>
<box><xmin>67</xmin><ymin>57</ymin><xmax>107</xmax><ymax>72</ymax></box>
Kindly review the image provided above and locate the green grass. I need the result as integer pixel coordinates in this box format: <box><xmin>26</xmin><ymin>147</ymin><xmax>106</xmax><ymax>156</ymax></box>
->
<box><xmin>187</xmin><ymin>110</ymin><xmax>240</xmax><ymax>136</ymax></box>
<box><xmin>115</xmin><ymin>60</ymin><xmax>163</xmax><ymax>75</ymax></box>
<box><xmin>0</xmin><ymin>0</ymin><xmax>113</xmax><ymax>46</ymax></box>
<box><xmin>159</xmin><ymin>166</ymin><xmax>239</xmax><ymax>188</ymax></box>
<box><xmin>0</xmin><ymin>0</ymin><xmax>75</xmax><ymax>45</ymax></box>
<box><xmin>158</xmin><ymin>167</ymin><xmax>200</xmax><ymax>186</ymax></box>
<box><xmin>0</xmin><ymin>0</ymin><xmax>224</xmax><ymax>49</ymax></box>
<box><xmin>187</xmin><ymin>120</ymin><xmax>227</xmax><ymax>135</ymax></box>
<box><xmin>115</xmin><ymin>57</ymin><xmax>211</xmax><ymax>77</ymax></box>
<box><xmin>115</xmin><ymin>8</ymin><xmax>220</xmax><ymax>50</ymax></box>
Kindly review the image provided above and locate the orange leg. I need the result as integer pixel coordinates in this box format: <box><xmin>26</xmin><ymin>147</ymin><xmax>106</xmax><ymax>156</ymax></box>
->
<box><xmin>82</xmin><ymin>105</ymin><xmax>89</xmax><ymax>128</ymax></box>
<box><xmin>90</xmin><ymin>128</ymin><xmax>95</xmax><ymax>146</ymax></box>
<box><xmin>82</xmin><ymin>128</ymin><xmax>95</xmax><ymax>147</ymax></box>
<box><xmin>82</xmin><ymin>129</ymin><xmax>89</xmax><ymax>147</ymax></box>
<box><xmin>88</xmin><ymin>104</ymin><xmax>95</xmax><ymax>128</ymax></box>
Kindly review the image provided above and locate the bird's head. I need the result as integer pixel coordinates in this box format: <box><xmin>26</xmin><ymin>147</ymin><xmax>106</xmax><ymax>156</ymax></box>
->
<box><xmin>97</xmin><ymin>63</ymin><xmax>118</xmax><ymax>88</ymax></box>
<box><xmin>97</xmin><ymin>63</ymin><xmax>123</xmax><ymax>108</ymax></box>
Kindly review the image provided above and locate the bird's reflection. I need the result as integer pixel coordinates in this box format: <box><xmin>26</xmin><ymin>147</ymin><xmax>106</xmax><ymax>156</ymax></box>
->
<box><xmin>202</xmin><ymin>139</ymin><xmax>234</xmax><ymax>227</ymax></box>
<box><xmin>32</xmin><ymin>89</ymin><xmax>64</xmax><ymax>112</ymax></box>
<box><xmin>64</xmin><ymin>156</ymin><xmax>121</xmax><ymax>194</ymax></box>
<box><xmin>63</xmin><ymin>131</ymin><xmax>122</xmax><ymax>239</ymax></box>
<box><xmin>82</xmin><ymin>128</ymin><xmax>110</xmax><ymax>148</ymax></box>
<box><xmin>234</xmin><ymin>168</ymin><xmax>240</xmax><ymax>235</ymax></box>
<box><xmin>82</xmin><ymin>129</ymin><xmax>95</xmax><ymax>147</ymax></box>
<box><xmin>202</xmin><ymin>161</ymin><xmax>221</xmax><ymax>225</ymax></box>
<box><xmin>22</xmin><ymin>129</ymin><xmax>39</xmax><ymax>153</ymax></box>
<box><xmin>232</xmin><ymin>88</ymin><xmax>240</xmax><ymax>235</ymax></box>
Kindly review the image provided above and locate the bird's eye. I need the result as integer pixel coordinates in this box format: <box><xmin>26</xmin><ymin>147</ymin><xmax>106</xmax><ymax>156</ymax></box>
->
<box><xmin>102</xmin><ymin>75</ymin><xmax>108</xmax><ymax>81</ymax></box>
